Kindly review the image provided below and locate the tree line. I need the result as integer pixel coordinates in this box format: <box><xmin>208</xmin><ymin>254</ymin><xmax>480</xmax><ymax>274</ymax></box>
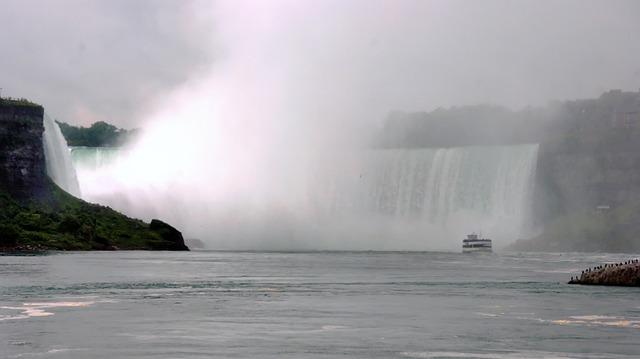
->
<box><xmin>57</xmin><ymin>120</ymin><xmax>139</xmax><ymax>147</ymax></box>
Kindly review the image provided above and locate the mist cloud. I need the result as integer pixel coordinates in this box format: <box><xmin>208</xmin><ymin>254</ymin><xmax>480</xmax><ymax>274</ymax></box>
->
<box><xmin>2</xmin><ymin>0</ymin><xmax>640</xmax><ymax>129</ymax></box>
<box><xmin>40</xmin><ymin>0</ymin><xmax>640</xmax><ymax>249</ymax></box>
<box><xmin>0</xmin><ymin>0</ymin><xmax>214</xmax><ymax>127</ymax></box>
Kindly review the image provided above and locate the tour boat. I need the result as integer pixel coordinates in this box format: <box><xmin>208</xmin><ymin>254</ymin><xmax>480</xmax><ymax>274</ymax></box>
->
<box><xmin>462</xmin><ymin>233</ymin><xmax>492</xmax><ymax>253</ymax></box>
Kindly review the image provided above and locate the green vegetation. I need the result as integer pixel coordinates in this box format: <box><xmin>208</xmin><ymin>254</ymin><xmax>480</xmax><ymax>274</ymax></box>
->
<box><xmin>0</xmin><ymin>180</ymin><xmax>187</xmax><ymax>251</ymax></box>
<box><xmin>0</xmin><ymin>97</ymin><xmax>41</xmax><ymax>107</ymax></box>
<box><xmin>57</xmin><ymin>121</ymin><xmax>139</xmax><ymax>147</ymax></box>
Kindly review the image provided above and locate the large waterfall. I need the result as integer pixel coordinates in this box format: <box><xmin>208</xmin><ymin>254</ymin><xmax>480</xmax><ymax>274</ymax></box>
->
<box><xmin>42</xmin><ymin>114</ymin><xmax>81</xmax><ymax>197</ymax></box>
<box><xmin>69</xmin><ymin>144</ymin><xmax>538</xmax><ymax>250</ymax></box>
<box><xmin>312</xmin><ymin>144</ymin><xmax>539</xmax><ymax>248</ymax></box>
<box><xmin>70</xmin><ymin>146</ymin><xmax>124</xmax><ymax>172</ymax></box>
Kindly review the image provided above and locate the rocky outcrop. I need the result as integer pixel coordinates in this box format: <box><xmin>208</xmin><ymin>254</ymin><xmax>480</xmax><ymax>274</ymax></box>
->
<box><xmin>0</xmin><ymin>102</ymin><xmax>48</xmax><ymax>200</ymax></box>
<box><xmin>149</xmin><ymin>219</ymin><xmax>188</xmax><ymax>250</ymax></box>
<box><xmin>0</xmin><ymin>99</ymin><xmax>189</xmax><ymax>251</ymax></box>
<box><xmin>569</xmin><ymin>260</ymin><xmax>640</xmax><ymax>286</ymax></box>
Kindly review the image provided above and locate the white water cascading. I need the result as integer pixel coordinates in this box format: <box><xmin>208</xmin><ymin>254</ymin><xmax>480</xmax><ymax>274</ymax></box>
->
<box><xmin>69</xmin><ymin>146</ymin><xmax>125</xmax><ymax>200</ymax></box>
<box><xmin>70</xmin><ymin>146</ymin><xmax>124</xmax><ymax>172</ymax></box>
<box><xmin>311</xmin><ymin>144</ymin><xmax>539</xmax><ymax>248</ymax></box>
<box><xmin>42</xmin><ymin>114</ymin><xmax>81</xmax><ymax>197</ymax></box>
<box><xmin>68</xmin><ymin>144</ymin><xmax>539</xmax><ymax>250</ymax></box>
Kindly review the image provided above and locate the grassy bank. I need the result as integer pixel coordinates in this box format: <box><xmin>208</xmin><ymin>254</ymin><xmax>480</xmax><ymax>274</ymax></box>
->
<box><xmin>0</xmin><ymin>180</ymin><xmax>187</xmax><ymax>251</ymax></box>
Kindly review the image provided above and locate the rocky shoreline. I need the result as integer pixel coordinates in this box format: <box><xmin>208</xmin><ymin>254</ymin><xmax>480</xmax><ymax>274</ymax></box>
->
<box><xmin>569</xmin><ymin>260</ymin><xmax>640</xmax><ymax>286</ymax></box>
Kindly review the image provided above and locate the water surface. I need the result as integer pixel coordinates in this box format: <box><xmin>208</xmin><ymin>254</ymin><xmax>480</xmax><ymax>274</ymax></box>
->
<box><xmin>1</xmin><ymin>251</ymin><xmax>639</xmax><ymax>358</ymax></box>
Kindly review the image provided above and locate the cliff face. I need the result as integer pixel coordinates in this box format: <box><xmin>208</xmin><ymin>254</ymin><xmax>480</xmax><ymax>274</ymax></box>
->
<box><xmin>0</xmin><ymin>103</ymin><xmax>48</xmax><ymax>200</ymax></box>
<box><xmin>0</xmin><ymin>100</ymin><xmax>188</xmax><ymax>251</ymax></box>
<box><xmin>517</xmin><ymin>90</ymin><xmax>640</xmax><ymax>251</ymax></box>
<box><xmin>535</xmin><ymin>91</ymin><xmax>640</xmax><ymax>216</ymax></box>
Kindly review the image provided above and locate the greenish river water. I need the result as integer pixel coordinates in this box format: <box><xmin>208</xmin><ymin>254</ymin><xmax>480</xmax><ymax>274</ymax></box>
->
<box><xmin>2</xmin><ymin>251</ymin><xmax>639</xmax><ymax>358</ymax></box>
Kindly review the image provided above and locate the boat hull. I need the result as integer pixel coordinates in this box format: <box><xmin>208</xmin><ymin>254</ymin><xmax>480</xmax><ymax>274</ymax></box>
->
<box><xmin>462</xmin><ymin>234</ymin><xmax>492</xmax><ymax>253</ymax></box>
<box><xmin>462</xmin><ymin>246</ymin><xmax>492</xmax><ymax>253</ymax></box>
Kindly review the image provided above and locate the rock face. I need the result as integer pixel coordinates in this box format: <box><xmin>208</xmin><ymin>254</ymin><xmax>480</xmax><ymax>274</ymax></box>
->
<box><xmin>569</xmin><ymin>261</ymin><xmax>640</xmax><ymax>286</ymax></box>
<box><xmin>149</xmin><ymin>219</ymin><xmax>189</xmax><ymax>251</ymax></box>
<box><xmin>512</xmin><ymin>90</ymin><xmax>640</xmax><ymax>252</ymax></box>
<box><xmin>0</xmin><ymin>103</ymin><xmax>48</xmax><ymax>200</ymax></box>
<box><xmin>533</xmin><ymin>90</ymin><xmax>640</xmax><ymax>222</ymax></box>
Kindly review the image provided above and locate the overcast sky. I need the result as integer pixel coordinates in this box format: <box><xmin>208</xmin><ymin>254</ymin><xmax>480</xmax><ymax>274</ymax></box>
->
<box><xmin>0</xmin><ymin>0</ymin><xmax>215</xmax><ymax>127</ymax></box>
<box><xmin>1</xmin><ymin>0</ymin><xmax>640</xmax><ymax>128</ymax></box>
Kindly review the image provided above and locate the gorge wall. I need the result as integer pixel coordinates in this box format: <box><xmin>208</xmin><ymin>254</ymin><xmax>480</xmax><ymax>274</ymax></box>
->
<box><xmin>0</xmin><ymin>102</ymin><xmax>48</xmax><ymax>200</ymax></box>
<box><xmin>521</xmin><ymin>90</ymin><xmax>640</xmax><ymax>251</ymax></box>
<box><xmin>536</xmin><ymin>90</ymin><xmax>640</xmax><ymax>216</ymax></box>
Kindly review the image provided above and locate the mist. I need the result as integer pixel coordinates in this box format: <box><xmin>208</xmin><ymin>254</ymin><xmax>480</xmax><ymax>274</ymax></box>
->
<box><xmin>56</xmin><ymin>0</ymin><xmax>640</xmax><ymax>250</ymax></box>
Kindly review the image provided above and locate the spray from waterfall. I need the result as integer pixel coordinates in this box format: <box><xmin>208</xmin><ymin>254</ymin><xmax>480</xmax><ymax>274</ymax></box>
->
<box><xmin>70</xmin><ymin>144</ymin><xmax>539</xmax><ymax>250</ymax></box>
<box><xmin>43</xmin><ymin>113</ymin><xmax>81</xmax><ymax>197</ymax></box>
<box><xmin>63</xmin><ymin>2</ymin><xmax>543</xmax><ymax>250</ymax></box>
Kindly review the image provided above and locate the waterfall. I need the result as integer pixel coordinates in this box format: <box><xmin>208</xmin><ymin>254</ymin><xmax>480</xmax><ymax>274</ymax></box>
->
<box><xmin>68</xmin><ymin>144</ymin><xmax>539</xmax><ymax>250</ymax></box>
<box><xmin>70</xmin><ymin>146</ymin><xmax>123</xmax><ymax>171</ymax></box>
<box><xmin>69</xmin><ymin>146</ymin><xmax>124</xmax><ymax>198</ymax></box>
<box><xmin>312</xmin><ymin>144</ymin><xmax>540</xmax><ymax>249</ymax></box>
<box><xmin>42</xmin><ymin>114</ymin><xmax>81</xmax><ymax>197</ymax></box>
<box><xmin>365</xmin><ymin>145</ymin><xmax>538</xmax><ymax>225</ymax></box>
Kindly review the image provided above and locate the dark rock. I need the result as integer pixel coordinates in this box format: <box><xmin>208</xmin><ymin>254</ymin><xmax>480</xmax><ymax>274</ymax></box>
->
<box><xmin>569</xmin><ymin>261</ymin><xmax>640</xmax><ymax>286</ymax></box>
<box><xmin>0</xmin><ymin>104</ymin><xmax>48</xmax><ymax>200</ymax></box>
<box><xmin>149</xmin><ymin>219</ymin><xmax>189</xmax><ymax>251</ymax></box>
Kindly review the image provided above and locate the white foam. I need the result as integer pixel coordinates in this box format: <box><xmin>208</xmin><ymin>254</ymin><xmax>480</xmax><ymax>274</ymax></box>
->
<box><xmin>0</xmin><ymin>301</ymin><xmax>95</xmax><ymax>321</ymax></box>
<box><xmin>552</xmin><ymin>315</ymin><xmax>640</xmax><ymax>329</ymax></box>
<box><xmin>8</xmin><ymin>347</ymin><xmax>86</xmax><ymax>358</ymax></box>
<box><xmin>320</xmin><ymin>325</ymin><xmax>348</xmax><ymax>330</ymax></box>
<box><xmin>474</xmin><ymin>312</ymin><xmax>501</xmax><ymax>317</ymax></box>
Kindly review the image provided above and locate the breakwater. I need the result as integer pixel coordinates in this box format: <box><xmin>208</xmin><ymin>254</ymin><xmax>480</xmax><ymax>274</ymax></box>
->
<box><xmin>569</xmin><ymin>259</ymin><xmax>640</xmax><ymax>286</ymax></box>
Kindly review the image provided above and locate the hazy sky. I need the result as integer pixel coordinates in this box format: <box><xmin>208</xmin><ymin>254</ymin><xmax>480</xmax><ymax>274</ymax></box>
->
<box><xmin>0</xmin><ymin>0</ymin><xmax>215</xmax><ymax>127</ymax></box>
<box><xmin>1</xmin><ymin>0</ymin><xmax>640</xmax><ymax>128</ymax></box>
